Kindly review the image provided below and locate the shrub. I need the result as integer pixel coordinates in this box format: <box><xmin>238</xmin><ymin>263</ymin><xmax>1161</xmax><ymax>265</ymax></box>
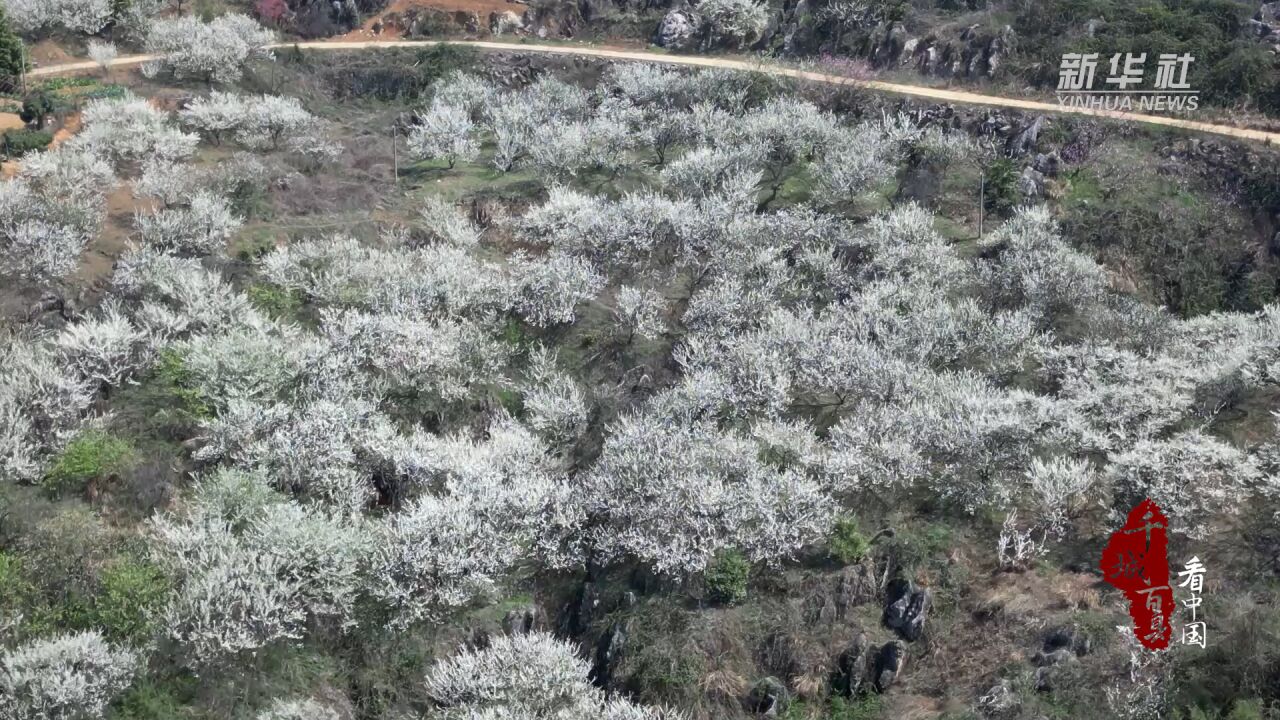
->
<box><xmin>20</xmin><ymin>90</ymin><xmax>56</xmax><ymax>130</ymax></box>
<box><xmin>247</xmin><ymin>283</ymin><xmax>303</xmax><ymax>319</ymax></box>
<box><xmin>982</xmin><ymin>158</ymin><xmax>1019</xmax><ymax>215</ymax></box>
<box><xmin>704</xmin><ymin>548</ymin><xmax>750</xmax><ymax>605</ymax></box>
<box><xmin>2</xmin><ymin>129</ymin><xmax>53</xmax><ymax>157</ymax></box>
<box><xmin>829</xmin><ymin>516</ymin><xmax>870</xmax><ymax>564</ymax></box>
<box><xmin>93</xmin><ymin>558</ymin><xmax>171</xmax><ymax>646</ymax></box>
<box><xmin>43</xmin><ymin>431</ymin><xmax>134</xmax><ymax>498</ymax></box>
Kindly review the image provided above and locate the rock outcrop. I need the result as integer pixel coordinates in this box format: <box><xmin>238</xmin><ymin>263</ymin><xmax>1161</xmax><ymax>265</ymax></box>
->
<box><xmin>883</xmin><ymin>578</ymin><xmax>931</xmax><ymax>642</ymax></box>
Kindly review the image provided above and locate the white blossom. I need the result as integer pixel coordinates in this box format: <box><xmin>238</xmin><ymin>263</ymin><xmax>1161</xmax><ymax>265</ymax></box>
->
<box><xmin>409</xmin><ymin>102</ymin><xmax>480</xmax><ymax>169</ymax></box>
<box><xmin>86</xmin><ymin>40</ymin><xmax>116</xmax><ymax>73</ymax></box>
<box><xmin>614</xmin><ymin>286</ymin><xmax>667</xmax><ymax>341</ymax></box>
<box><xmin>425</xmin><ymin>632</ymin><xmax>680</xmax><ymax>720</ymax></box>
<box><xmin>0</xmin><ymin>631</ymin><xmax>137</xmax><ymax>720</ymax></box>
<box><xmin>145</xmin><ymin>14</ymin><xmax>275</xmax><ymax>85</ymax></box>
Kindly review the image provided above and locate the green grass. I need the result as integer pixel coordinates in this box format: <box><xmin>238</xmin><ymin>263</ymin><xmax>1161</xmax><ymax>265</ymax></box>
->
<box><xmin>43</xmin><ymin>431</ymin><xmax>134</xmax><ymax>498</ymax></box>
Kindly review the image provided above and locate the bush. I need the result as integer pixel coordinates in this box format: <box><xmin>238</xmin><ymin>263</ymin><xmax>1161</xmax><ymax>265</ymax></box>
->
<box><xmin>19</xmin><ymin>90</ymin><xmax>55</xmax><ymax>130</ymax></box>
<box><xmin>1</xmin><ymin>129</ymin><xmax>51</xmax><ymax>157</ymax></box>
<box><xmin>982</xmin><ymin>158</ymin><xmax>1019</xmax><ymax>215</ymax></box>
<box><xmin>43</xmin><ymin>431</ymin><xmax>134</xmax><ymax>498</ymax></box>
<box><xmin>829</xmin><ymin>516</ymin><xmax>870</xmax><ymax>564</ymax></box>
<box><xmin>247</xmin><ymin>283</ymin><xmax>303</xmax><ymax>319</ymax></box>
<box><xmin>704</xmin><ymin>548</ymin><xmax>750</xmax><ymax>605</ymax></box>
<box><xmin>93</xmin><ymin>558</ymin><xmax>171</xmax><ymax>646</ymax></box>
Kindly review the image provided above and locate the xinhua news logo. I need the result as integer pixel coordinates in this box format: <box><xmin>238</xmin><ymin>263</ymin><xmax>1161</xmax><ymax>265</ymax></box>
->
<box><xmin>1057</xmin><ymin>53</ymin><xmax>1199</xmax><ymax>112</ymax></box>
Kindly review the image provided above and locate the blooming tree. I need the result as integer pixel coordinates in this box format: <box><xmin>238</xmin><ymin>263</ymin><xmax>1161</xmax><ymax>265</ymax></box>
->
<box><xmin>145</xmin><ymin>14</ymin><xmax>275</xmax><ymax>85</ymax></box>
<box><xmin>424</xmin><ymin>632</ymin><xmax>681</xmax><ymax>720</ymax></box>
<box><xmin>0</xmin><ymin>631</ymin><xmax>137</xmax><ymax>720</ymax></box>
<box><xmin>409</xmin><ymin>102</ymin><xmax>480</xmax><ymax>169</ymax></box>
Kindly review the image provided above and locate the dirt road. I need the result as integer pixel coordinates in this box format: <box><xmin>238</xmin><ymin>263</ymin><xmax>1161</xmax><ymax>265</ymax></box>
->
<box><xmin>28</xmin><ymin>40</ymin><xmax>1280</xmax><ymax>146</ymax></box>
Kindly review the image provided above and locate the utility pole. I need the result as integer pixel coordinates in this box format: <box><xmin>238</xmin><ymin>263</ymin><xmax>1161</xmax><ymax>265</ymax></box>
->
<box><xmin>978</xmin><ymin>173</ymin><xmax>985</xmax><ymax>240</ymax></box>
<box><xmin>391</xmin><ymin>116</ymin><xmax>398</xmax><ymax>184</ymax></box>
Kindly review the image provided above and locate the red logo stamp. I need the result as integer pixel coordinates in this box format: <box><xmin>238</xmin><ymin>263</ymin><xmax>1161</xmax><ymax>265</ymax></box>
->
<box><xmin>1101</xmin><ymin>499</ymin><xmax>1172</xmax><ymax>650</ymax></box>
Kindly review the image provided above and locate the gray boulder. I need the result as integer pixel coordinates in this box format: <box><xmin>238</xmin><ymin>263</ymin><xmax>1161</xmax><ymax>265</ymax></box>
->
<box><xmin>501</xmin><ymin>604</ymin><xmax>547</xmax><ymax>635</ymax></box>
<box><xmin>588</xmin><ymin>622</ymin><xmax>627</xmax><ymax>689</ymax></box>
<box><xmin>1042</xmin><ymin>624</ymin><xmax>1091</xmax><ymax>657</ymax></box>
<box><xmin>830</xmin><ymin>630</ymin><xmax>870</xmax><ymax>697</ymax></box>
<box><xmin>1018</xmin><ymin>166</ymin><xmax>1046</xmax><ymax>199</ymax></box>
<box><xmin>746</xmin><ymin>676</ymin><xmax>791</xmax><ymax>716</ymax></box>
<box><xmin>873</xmin><ymin>641</ymin><xmax>906</xmax><ymax>693</ymax></box>
<box><xmin>1009</xmin><ymin>115</ymin><xmax>1045</xmax><ymax>156</ymax></box>
<box><xmin>883</xmin><ymin>578</ymin><xmax>931</xmax><ymax>642</ymax></box>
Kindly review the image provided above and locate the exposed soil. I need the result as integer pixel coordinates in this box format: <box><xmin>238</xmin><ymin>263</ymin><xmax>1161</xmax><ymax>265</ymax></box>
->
<box><xmin>338</xmin><ymin>0</ymin><xmax>528</xmax><ymax>40</ymax></box>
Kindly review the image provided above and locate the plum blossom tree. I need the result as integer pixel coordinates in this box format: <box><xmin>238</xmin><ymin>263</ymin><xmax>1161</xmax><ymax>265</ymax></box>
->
<box><xmin>54</xmin><ymin>302</ymin><xmax>150</xmax><ymax>390</ymax></box>
<box><xmin>424</xmin><ymin>632</ymin><xmax>681</xmax><ymax>719</ymax></box>
<box><xmin>70</xmin><ymin>94</ymin><xmax>199</xmax><ymax>166</ymax></box>
<box><xmin>179</xmin><ymin>91</ymin><xmax>247</xmax><ymax>145</ymax></box>
<box><xmin>145</xmin><ymin>14</ymin><xmax>275</xmax><ymax>85</ymax></box>
<box><xmin>430</xmin><ymin>71</ymin><xmax>496</xmax><ymax>117</ymax></box>
<box><xmin>260</xmin><ymin>235</ymin><xmax>511</xmax><ymax>318</ymax></box>
<box><xmin>1105</xmin><ymin>430</ymin><xmax>1261</xmax><ymax>539</ymax></box>
<box><xmin>0</xmin><ymin>335</ymin><xmax>96</xmax><ymax>482</ymax></box>
<box><xmin>151</xmin><ymin>469</ymin><xmax>370</xmax><ymax>664</ymax></box>
<box><xmin>369</xmin><ymin>416</ymin><xmax>583</xmax><ymax>626</ymax></box>
<box><xmin>811</xmin><ymin>122</ymin><xmax>899</xmax><ymax>205</ymax></box>
<box><xmin>0</xmin><ymin>148</ymin><xmax>114</xmax><ymax>282</ymax></box>
<box><xmin>522</xmin><ymin>347</ymin><xmax>589</xmax><ymax>448</ymax></box>
<box><xmin>86</xmin><ymin>39</ymin><xmax>115</xmax><ymax>75</ymax></box>
<box><xmin>1026</xmin><ymin>456</ymin><xmax>1095</xmax><ymax>534</ymax></box>
<box><xmin>135</xmin><ymin>191</ymin><xmax>243</xmax><ymax>256</ymax></box>
<box><xmin>3</xmin><ymin>0</ymin><xmax>112</xmax><ymax>35</ymax></box>
<box><xmin>614</xmin><ymin>285</ymin><xmax>667</xmax><ymax>342</ymax></box>
<box><xmin>419</xmin><ymin>196</ymin><xmax>481</xmax><ymax>248</ymax></box>
<box><xmin>194</xmin><ymin>394</ymin><xmax>396</xmax><ymax>516</ymax></box>
<box><xmin>585</xmin><ymin>411</ymin><xmax>835</xmax><ymax>574</ymax></box>
<box><xmin>509</xmin><ymin>252</ymin><xmax>605</xmax><ymax>327</ymax></box>
<box><xmin>0</xmin><ymin>631</ymin><xmax>137</xmax><ymax>720</ymax></box>
<box><xmin>408</xmin><ymin>102</ymin><xmax>479</xmax><ymax>169</ymax></box>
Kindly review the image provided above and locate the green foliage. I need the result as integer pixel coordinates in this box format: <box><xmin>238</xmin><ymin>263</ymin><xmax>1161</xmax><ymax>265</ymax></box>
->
<box><xmin>495</xmin><ymin>387</ymin><xmax>525</xmax><ymax>418</ymax></box>
<box><xmin>1063</xmin><ymin>167</ymin><xmax>1275</xmax><ymax>316</ymax></box>
<box><xmin>982</xmin><ymin>158</ymin><xmax>1019</xmax><ymax>216</ymax></box>
<box><xmin>502</xmin><ymin>316</ymin><xmax>530</xmax><ymax>349</ymax></box>
<box><xmin>152</xmin><ymin>348</ymin><xmax>212</xmax><ymax>421</ymax></box>
<box><xmin>110</xmin><ymin>675</ymin><xmax>199</xmax><ymax>720</ymax></box>
<box><xmin>93</xmin><ymin>558</ymin><xmax>171</xmax><ymax>646</ymax></box>
<box><xmin>20</xmin><ymin>90</ymin><xmax>56</xmax><ymax>130</ymax></box>
<box><xmin>829</xmin><ymin>516</ymin><xmax>870</xmax><ymax>564</ymax></box>
<box><xmin>781</xmin><ymin>696</ymin><xmax>886</xmax><ymax>720</ymax></box>
<box><xmin>0</xmin><ymin>6</ymin><xmax>25</xmax><ymax>79</ymax></box>
<box><xmin>1010</xmin><ymin>0</ymin><xmax>1278</xmax><ymax>110</ymax></box>
<box><xmin>38</xmin><ymin>76</ymin><xmax>99</xmax><ymax>91</ymax></box>
<box><xmin>322</xmin><ymin>46</ymin><xmax>478</xmax><ymax>101</ymax></box>
<box><xmin>233</xmin><ymin>231</ymin><xmax>277</xmax><ymax>261</ymax></box>
<box><xmin>1226</xmin><ymin>700</ymin><xmax>1269</xmax><ymax>720</ymax></box>
<box><xmin>828</xmin><ymin>694</ymin><xmax>886</xmax><ymax>720</ymax></box>
<box><xmin>0</xmin><ymin>550</ymin><xmax>33</xmax><ymax>631</ymax></box>
<box><xmin>0</xmin><ymin>128</ymin><xmax>49</xmax><ymax>157</ymax></box>
<box><xmin>704</xmin><ymin>548</ymin><xmax>750</xmax><ymax>605</ymax></box>
<box><xmin>81</xmin><ymin>84</ymin><xmax>129</xmax><ymax>101</ymax></box>
<box><xmin>43</xmin><ymin>431</ymin><xmax>134</xmax><ymax>498</ymax></box>
<box><xmin>247</xmin><ymin>282</ymin><xmax>303</xmax><ymax>319</ymax></box>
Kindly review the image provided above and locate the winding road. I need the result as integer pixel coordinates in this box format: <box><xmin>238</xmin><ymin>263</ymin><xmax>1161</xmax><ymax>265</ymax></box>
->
<box><xmin>28</xmin><ymin>39</ymin><xmax>1280</xmax><ymax>146</ymax></box>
